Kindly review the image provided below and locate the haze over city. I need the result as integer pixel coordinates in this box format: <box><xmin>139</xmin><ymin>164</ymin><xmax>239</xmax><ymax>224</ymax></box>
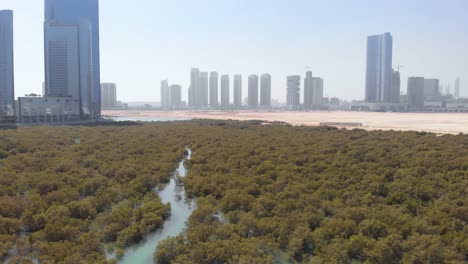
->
<box><xmin>3</xmin><ymin>0</ymin><xmax>468</xmax><ymax>102</ymax></box>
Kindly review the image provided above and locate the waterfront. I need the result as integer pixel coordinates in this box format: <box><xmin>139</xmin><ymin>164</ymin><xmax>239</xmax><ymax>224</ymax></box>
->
<box><xmin>104</xmin><ymin>110</ymin><xmax>468</xmax><ymax>134</ymax></box>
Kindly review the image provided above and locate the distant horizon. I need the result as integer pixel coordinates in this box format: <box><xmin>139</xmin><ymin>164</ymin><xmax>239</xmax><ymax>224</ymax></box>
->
<box><xmin>3</xmin><ymin>0</ymin><xmax>468</xmax><ymax>102</ymax></box>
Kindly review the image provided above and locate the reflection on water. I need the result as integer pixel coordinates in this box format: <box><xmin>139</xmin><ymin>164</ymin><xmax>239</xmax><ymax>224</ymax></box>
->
<box><xmin>118</xmin><ymin>149</ymin><xmax>194</xmax><ymax>264</ymax></box>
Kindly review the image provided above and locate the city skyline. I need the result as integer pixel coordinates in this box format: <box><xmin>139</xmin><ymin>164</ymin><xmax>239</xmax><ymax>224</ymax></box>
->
<box><xmin>2</xmin><ymin>0</ymin><xmax>468</xmax><ymax>103</ymax></box>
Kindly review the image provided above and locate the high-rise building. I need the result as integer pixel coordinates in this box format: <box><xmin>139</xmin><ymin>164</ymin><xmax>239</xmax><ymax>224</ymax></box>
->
<box><xmin>189</xmin><ymin>68</ymin><xmax>200</xmax><ymax>107</ymax></box>
<box><xmin>407</xmin><ymin>77</ymin><xmax>425</xmax><ymax>108</ymax></box>
<box><xmin>220</xmin><ymin>75</ymin><xmax>230</xmax><ymax>107</ymax></box>
<box><xmin>455</xmin><ymin>77</ymin><xmax>460</xmax><ymax>98</ymax></box>
<box><xmin>209</xmin><ymin>72</ymin><xmax>219</xmax><ymax>107</ymax></box>
<box><xmin>44</xmin><ymin>19</ymin><xmax>94</xmax><ymax>118</ymax></box>
<box><xmin>160</xmin><ymin>80</ymin><xmax>170</xmax><ymax>108</ymax></box>
<box><xmin>101</xmin><ymin>83</ymin><xmax>117</xmax><ymax>109</ymax></box>
<box><xmin>248</xmin><ymin>75</ymin><xmax>259</xmax><ymax>108</ymax></box>
<box><xmin>260</xmin><ymin>74</ymin><xmax>271</xmax><ymax>107</ymax></box>
<box><xmin>0</xmin><ymin>10</ymin><xmax>15</xmax><ymax>122</ymax></box>
<box><xmin>287</xmin><ymin>75</ymin><xmax>301</xmax><ymax>106</ymax></box>
<box><xmin>365</xmin><ymin>33</ymin><xmax>393</xmax><ymax>103</ymax></box>
<box><xmin>45</xmin><ymin>0</ymin><xmax>101</xmax><ymax>117</ymax></box>
<box><xmin>170</xmin><ymin>84</ymin><xmax>182</xmax><ymax>107</ymax></box>
<box><xmin>199</xmin><ymin>72</ymin><xmax>209</xmax><ymax>107</ymax></box>
<box><xmin>391</xmin><ymin>70</ymin><xmax>401</xmax><ymax>103</ymax></box>
<box><xmin>304</xmin><ymin>71</ymin><xmax>313</xmax><ymax>107</ymax></box>
<box><xmin>423</xmin><ymin>79</ymin><xmax>439</xmax><ymax>100</ymax></box>
<box><xmin>445</xmin><ymin>85</ymin><xmax>452</xmax><ymax>96</ymax></box>
<box><xmin>233</xmin><ymin>75</ymin><xmax>242</xmax><ymax>108</ymax></box>
<box><xmin>312</xmin><ymin>77</ymin><xmax>324</xmax><ymax>106</ymax></box>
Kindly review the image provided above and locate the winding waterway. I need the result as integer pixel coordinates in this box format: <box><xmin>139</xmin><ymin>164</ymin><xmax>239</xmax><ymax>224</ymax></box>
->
<box><xmin>118</xmin><ymin>148</ymin><xmax>195</xmax><ymax>264</ymax></box>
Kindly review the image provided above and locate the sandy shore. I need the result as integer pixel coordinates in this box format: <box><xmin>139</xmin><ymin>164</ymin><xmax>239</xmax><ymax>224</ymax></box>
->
<box><xmin>103</xmin><ymin>110</ymin><xmax>468</xmax><ymax>134</ymax></box>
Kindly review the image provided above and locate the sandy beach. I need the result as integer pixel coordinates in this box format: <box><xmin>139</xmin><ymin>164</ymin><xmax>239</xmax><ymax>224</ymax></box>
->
<box><xmin>103</xmin><ymin>110</ymin><xmax>468</xmax><ymax>134</ymax></box>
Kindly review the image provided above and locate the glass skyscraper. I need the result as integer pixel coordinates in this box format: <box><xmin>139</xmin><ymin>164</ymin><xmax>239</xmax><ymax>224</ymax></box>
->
<box><xmin>44</xmin><ymin>0</ymin><xmax>101</xmax><ymax>117</ymax></box>
<box><xmin>0</xmin><ymin>10</ymin><xmax>15</xmax><ymax>122</ymax></box>
<box><xmin>365</xmin><ymin>32</ymin><xmax>393</xmax><ymax>103</ymax></box>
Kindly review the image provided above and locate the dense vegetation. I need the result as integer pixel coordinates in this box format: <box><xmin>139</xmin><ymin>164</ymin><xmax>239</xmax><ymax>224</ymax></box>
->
<box><xmin>154</xmin><ymin>121</ymin><xmax>467</xmax><ymax>264</ymax></box>
<box><xmin>0</xmin><ymin>124</ymin><xmax>187</xmax><ymax>263</ymax></box>
<box><xmin>0</xmin><ymin>121</ymin><xmax>467</xmax><ymax>263</ymax></box>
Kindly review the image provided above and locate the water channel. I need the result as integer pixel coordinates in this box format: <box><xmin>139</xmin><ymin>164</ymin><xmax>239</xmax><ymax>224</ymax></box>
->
<box><xmin>118</xmin><ymin>148</ymin><xmax>195</xmax><ymax>264</ymax></box>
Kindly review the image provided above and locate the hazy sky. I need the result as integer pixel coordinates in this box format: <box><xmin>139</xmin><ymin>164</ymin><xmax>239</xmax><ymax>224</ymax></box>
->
<box><xmin>2</xmin><ymin>0</ymin><xmax>468</xmax><ymax>102</ymax></box>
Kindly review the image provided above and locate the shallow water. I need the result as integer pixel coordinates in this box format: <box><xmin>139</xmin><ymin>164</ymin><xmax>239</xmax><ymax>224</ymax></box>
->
<box><xmin>118</xmin><ymin>149</ymin><xmax>194</xmax><ymax>264</ymax></box>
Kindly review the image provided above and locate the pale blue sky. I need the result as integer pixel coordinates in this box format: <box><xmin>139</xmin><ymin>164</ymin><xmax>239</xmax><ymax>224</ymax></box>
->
<box><xmin>2</xmin><ymin>0</ymin><xmax>468</xmax><ymax>102</ymax></box>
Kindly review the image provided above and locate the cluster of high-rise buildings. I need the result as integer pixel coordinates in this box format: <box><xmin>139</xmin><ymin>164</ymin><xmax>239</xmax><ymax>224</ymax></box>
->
<box><xmin>0</xmin><ymin>0</ymin><xmax>109</xmax><ymax>124</ymax></box>
<box><xmin>286</xmin><ymin>72</ymin><xmax>325</xmax><ymax>109</ymax></box>
<box><xmin>354</xmin><ymin>32</ymin><xmax>465</xmax><ymax>112</ymax></box>
<box><xmin>161</xmin><ymin>69</ymin><xmax>274</xmax><ymax>109</ymax></box>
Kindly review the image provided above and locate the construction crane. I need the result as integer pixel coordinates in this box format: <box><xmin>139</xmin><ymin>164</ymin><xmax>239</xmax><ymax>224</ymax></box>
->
<box><xmin>395</xmin><ymin>65</ymin><xmax>404</xmax><ymax>72</ymax></box>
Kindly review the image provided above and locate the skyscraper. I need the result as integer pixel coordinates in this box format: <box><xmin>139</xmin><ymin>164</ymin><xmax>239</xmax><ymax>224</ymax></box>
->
<box><xmin>189</xmin><ymin>68</ymin><xmax>200</xmax><ymax>107</ymax></box>
<box><xmin>260</xmin><ymin>74</ymin><xmax>271</xmax><ymax>107</ymax></box>
<box><xmin>391</xmin><ymin>70</ymin><xmax>401</xmax><ymax>103</ymax></box>
<box><xmin>170</xmin><ymin>84</ymin><xmax>182</xmax><ymax>107</ymax></box>
<box><xmin>407</xmin><ymin>77</ymin><xmax>425</xmax><ymax>108</ymax></box>
<box><xmin>220</xmin><ymin>75</ymin><xmax>230</xmax><ymax>108</ymax></box>
<box><xmin>455</xmin><ymin>77</ymin><xmax>460</xmax><ymax>98</ymax></box>
<box><xmin>160</xmin><ymin>80</ymin><xmax>170</xmax><ymax>108</ymax></box>
<box><xmin>45</xmin><ymin>0</ymin><xmax>101</xmax><ymax>116</ymax></box>
<box><xmin>423</xmin><ymin>79</ymin><xmax>440</xmax><ymax>100</ymax></box>
<box><xmin>209</xmin><ymin>72</ymin><xmax>219</xmax><ymax>107</ymax></box>
<box><xmin>304</xmin><ymin>71</ymin><xmax>313</xmax><ymax>107</ymax></box>
<box><xmin>365</xmin><ymin>33</ymin><xmax>393</xmax><ymax>103</ymax></box>
<box><xmin>199</xmin><ymin>72</ymin><xmax>209</xmax><ymax>107</ymax></box>
<box><xmin>312</xmin><ymin>77</ymin><xmax>324</xmax><ymax>106</ymax></box>
<box><xmin>101</xmin><ymin>83</ymin><xmax>117</xmax><ymax>109</ymax></box>
<box><xmin>248</xmin><ymin>75</ymin><xmax>259</xmax><ymax>108</ymax></box>
<box><xmin>44</xmin><ymin>19</ymin><xmax>94</xmax><ymax>118</ymax></box>
<box><xmin>287</xmin><ymin>76</ymin><xmax>301</xmax><ymax>106</ymax></box>
<box><xmin>0</xmin><ymin>10</ymin><xmax>15</xmax><ymax>121</ymax></box>
<box><xmin>234</xmin><ymin>75</ymin><xmax>242</xmax><ymax>108</ymax></box>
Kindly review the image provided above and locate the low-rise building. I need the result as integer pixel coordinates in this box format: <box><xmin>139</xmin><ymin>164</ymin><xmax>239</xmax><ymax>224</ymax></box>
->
<box><xmin>18</xmin><ymin>96</ymin><xmax>80</xmax><ymax>124</ymax></box>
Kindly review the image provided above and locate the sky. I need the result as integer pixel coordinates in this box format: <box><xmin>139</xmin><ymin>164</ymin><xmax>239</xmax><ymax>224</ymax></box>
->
<box><xmin>2</xmin><ymin>0</ymin><xmax>468</xmax><ymax>103</ymax></box>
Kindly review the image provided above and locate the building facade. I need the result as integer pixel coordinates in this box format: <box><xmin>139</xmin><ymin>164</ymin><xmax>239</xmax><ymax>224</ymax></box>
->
<box><xmin>170</xmin><ymin>84</ymin><xmax>182</xmax><ymax>107</ymax></box>
<box><xmin>304</xmin><ymin>71</ymin><xmax>313</xmax><ymax>107</ymax></box>
<box><xmin>312</xmin><ymin>77</ymin><xmax>324</xmax><ymax>106</ymax></box>
<box><xmin>407</xmin><ymin>77</ymin><xmax>425</xmax><ymax>108</ymax></box>
<box><xmin>45</xmin><ymin>0</ymin><xmax>101</xmax><ymax>116</ymax></box>
<box><xmin>365</xmin><ymin>32</ymin><xmax>393</xmax><ymax>103</ymax></box>
<box><xmin>423</xmin><ymin>78</ymin><xmax>440</xmax><ymax>101</ymax></box>
<box><xmin>18</xmin><ymin>96</ymin><xmax>80</xmax><ymax>124</ymax></box>
<box><xmin>220</xmin><ymin>75</ymin><xmax>230</xmax><ymax>108</ymax></box>
<box><xmin>0</xmin><ymin>10</ymin><xmax>15</xmax><ymax>122</ymax></box>
<box><xmin>160</xmin><ymin>80</ymin><xmax>170</xmax><ymax>108</ymax></box>
<box><xmin>199</xmin><ymin>72</ymin><xmax>209</xmax><ymax>107</ymax></box>
<box><xmin>209</xmin><ymin>72</ymin><xmax>218</xmax><ymax>107</ymax></box>
<box><xmin>233</xmin><ymin>75</ymin><xmax>242</xmax><ymax>108</ymax></box>
<box><xmin>260</xmin><ymin>74</ymin><xmax>271</xmax><ymax>107</ymax></box>
<box><xmin>248</xmin><ymin>75</ymin><xmax>259</xmax><ymax>108</ymax></box>
<box><xmin>391</xmin><ymin>70</ymin><xmax>401</xmax><ymax>103</ymax></box>
<box><xmin>287</xmin><ymin>75</ymin><xmax>301</xmax><ymax>106</ymax></box>
<box><xmin>455</xmin><ymin>77</ymin><xmax>460</xmax><ymax>98</ymax></box>
<box><xmin>101</xmin><ymin>83</ymin><xmax>117</xmax><ymax>109</ymax></box>
<box><xmin>189</xmin><ymin>68</ymin><xmax>199</xmax><ymax>107</ymax></box>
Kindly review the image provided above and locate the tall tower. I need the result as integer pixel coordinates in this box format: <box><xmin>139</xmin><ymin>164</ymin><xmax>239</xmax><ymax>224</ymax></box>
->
<box><xmin>287</xmin><ymin>76</ymin><xmax>301</xmax><ymax>106</ymax></box>
<box><xmin>209</xmin><ymin>72</ymin><xmax>219</xmax><ymax>107</ymax></box>
<box><xmin>0</xmin><ymin>10</ymin><xmax>15</xmax><ymax>121</ymax></box>
<box><xmin>365</xmin><ymin>33</ymin><xmax>393</xmax><ymax>103</ymax></box>
<box><xmin>45</xmin><ymin>0</ymin><xmax>101</xmax><ymax>116</ymax></box>
<box><xmin>391</xmin><ymin>70</ymin><xmax>401</xmax><ymax>103</ymax></box>
<box><xmin>189</xmin><ymin>68</ymin><xmax>200</xmax><ymax>107</ymax></box>
<box><xmin>248</xmin><ymin>75</ymin><xmax>259</xmax><ymax>108</ymax></box>
<box><xmin>160</xmin><ymin>80</ymin><xmax>170</xmax><ymax>108</ymax></box>
<box><xmin>407</xmin><ymin>77</ymin><xmax>425</xmax><ymax>108</ymax></box>
<box><xmin>260</xmin><ymin>74</ymin><xmax>271</xmax><ymax>107</ymax></box>
<box><xmin>304</xmin><ymin>71</ymin><xmax>313</xmax><ymax>107</ymax></box>
<box><xmin>220</xmin><ymin>75</ymin><xmax>230</xmax><ymax>108</ymax></box>
<box><xmin>199</xmin><ymin>72</ymin><xmax>209</xmax><ymax>107</ymax></box>
<box><xmin>312</xmin><ymin>77</ymin><xmax>324</xmax><ymax>106</ymax></box>
<box><xmin>454</xmin><ymin>77</ymin><xmax>460</xmax><ymax>98</ymax></box>
<box><xmin>233</xmin><ymin>75</ymin><xmax>242</xmax><ymax>108</ymax></box>
<box><xmin>101</xmin><ymin>83</ymin><xmax>117</xmax><ymax>109</ymax></box>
